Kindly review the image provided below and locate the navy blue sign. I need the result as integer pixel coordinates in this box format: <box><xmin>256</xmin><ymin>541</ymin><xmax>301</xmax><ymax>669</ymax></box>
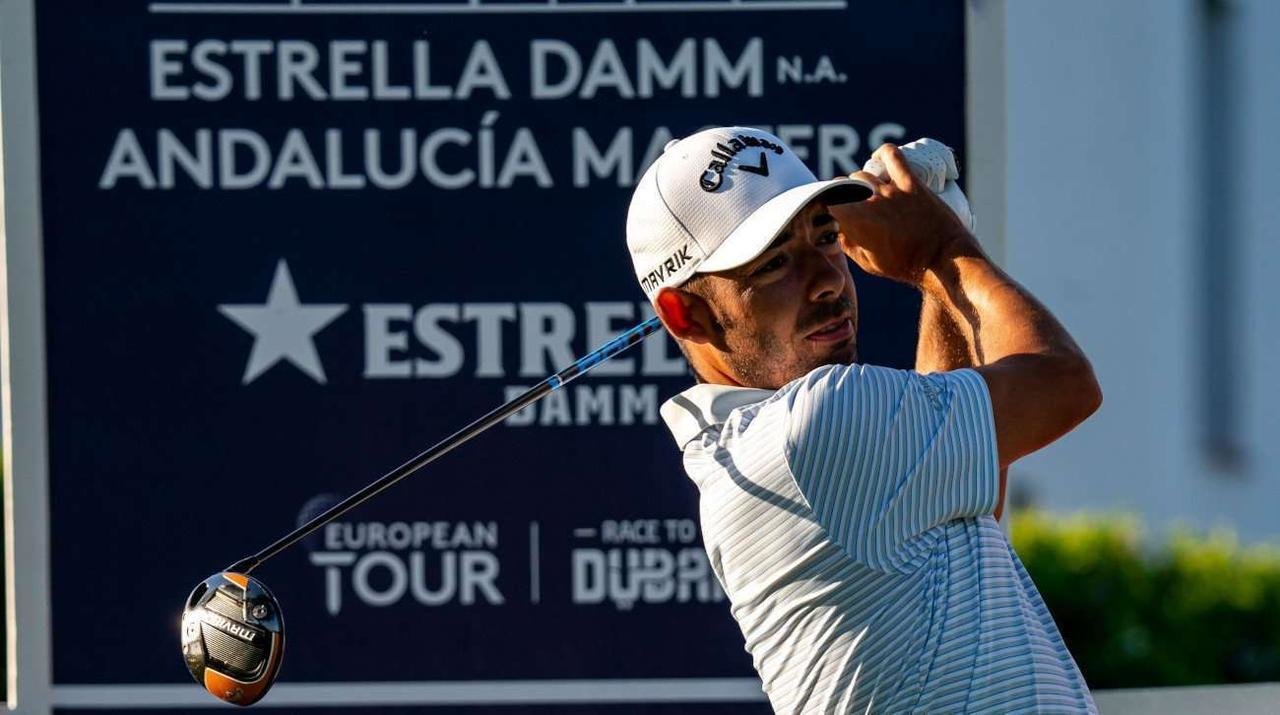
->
<box><xmin>36</xmin><ymin>0</ymin><xmax>962</xmax><ymax>709</ymax></box>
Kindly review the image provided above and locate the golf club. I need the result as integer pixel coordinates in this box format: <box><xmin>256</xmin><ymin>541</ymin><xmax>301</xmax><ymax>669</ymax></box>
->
<box><xmin>181</xmin><ymin>315</ymin><xmax>665</xmax><ymax>706</ymax></box>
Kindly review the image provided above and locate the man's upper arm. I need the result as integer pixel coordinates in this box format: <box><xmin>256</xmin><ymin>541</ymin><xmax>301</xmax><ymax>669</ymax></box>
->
<box><xmin>974</xmin><ymin>354</ymin><xmax>1101</xmax><ymax>469</ymax></box>
<box><xmin>782</xmin><ymin>364</ymin><xmax>1000</xmax><ymax>567</ymax></box>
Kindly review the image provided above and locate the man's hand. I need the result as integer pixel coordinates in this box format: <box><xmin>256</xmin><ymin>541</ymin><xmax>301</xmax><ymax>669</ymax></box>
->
<box><xmin>829</xmin><ymin>143</ymin><xmax>972</xmax><ymax>286</ymax></box>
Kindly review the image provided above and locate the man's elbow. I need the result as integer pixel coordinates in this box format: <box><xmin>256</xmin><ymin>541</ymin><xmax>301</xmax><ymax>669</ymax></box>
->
<box><xmin>1062</xmin><ymin>353</ymin><xmax>1103</xmax><ymax>426</ymax></box>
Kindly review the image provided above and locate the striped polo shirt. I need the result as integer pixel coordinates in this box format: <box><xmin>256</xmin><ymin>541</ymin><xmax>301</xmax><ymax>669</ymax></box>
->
<box><xmin>660</xmin><ymin>364</ymin><xmax>1096</xmax><ymax>714</ymax></box>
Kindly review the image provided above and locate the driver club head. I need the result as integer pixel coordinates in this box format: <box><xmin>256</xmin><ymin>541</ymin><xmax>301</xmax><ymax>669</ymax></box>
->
<box><xmin>181</xmin><ymin>572</ymin><xmax>285</xmax><ymax>707</ymax></box>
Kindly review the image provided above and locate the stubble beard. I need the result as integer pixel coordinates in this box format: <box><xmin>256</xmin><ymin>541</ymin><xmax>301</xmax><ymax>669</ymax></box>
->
<box><xmin>719</xmin><ymin>310</ymin><xmax>858</xmax><ymax>390</ymax></box>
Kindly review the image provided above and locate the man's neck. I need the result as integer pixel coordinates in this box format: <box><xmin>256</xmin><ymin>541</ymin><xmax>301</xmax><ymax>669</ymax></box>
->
<box><xmin>689</xmin><ymin>357</ymin><xmax>745</xmax><ymax>388</ymax></box>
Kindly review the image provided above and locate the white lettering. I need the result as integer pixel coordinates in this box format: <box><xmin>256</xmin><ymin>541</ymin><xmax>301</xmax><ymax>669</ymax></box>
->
<box><xmin>637</xmin><ymin>39</ymin><xmax>696</xmax><ymax>98</ymax></box>
<box><xmin>330</xmin><ymin>40</ymin><xmax>369</xmax><ymax>100</ymax></box>
<box><xmin>229</xmin><ymin>40</ymin><xmax>272</xmax><ymax>100</ymax></box>
<box><xmin>371</xmin><ymin>40</ymin><xmax>409</xmax><ymax>100</ymax></box>
<box><xmin>869</xmin><ymin>121</ymin><xmax>907</xmax><ymax>150</ymax></box>
<box><xmin>579</xmin><ymin>40</ymin><xmax>634</xmax><ymax>99</ymax></box>
<box><xmin>519</xmin><ymin>303</ymin><xmax>575</xmax><ymax>376</ymax></box>
<box><xmin>463</xmin><ymin>304</ymin><xmax>515</xmax><ymax>377</ymax></box>
<box><xmin>352</xmin><ymin>551</ymin><xmax>407</xmax><ymax>607</ymax></box>
<box><xmin>818</xmin><ymin>123</ymin><xmax>859</xmax><ymax>178</ymax></box>
<box><xmin>326</xmin><ymin>129</ymin><xmax>366</xmax><ymax>189</ymax></box>
<box><xmin>100</xmin><ymin>129</ymin><xmax>156</xmax><ymax>189</ymax></box>
<box><xmin>571</xmin><ymin>547</ymin><xmax>724</xmax><ymax>610</ymax></box>
<box><xmin>413</xmin><ymin>304</ymin><xmax>464</xmax><ymax>377</ymax></box>
<box><xmin>268</xmin><ymin>129</ymin><xmax>324</xmax><ymax>189</ymax></box>
<box><xmin>411</xmin><ymin>551</ymin><xmax>456</xmax><ymax>605</ymax></box>
<box><xmin>219</xmin><ymin>129</ymin><xmax>271</xmax><ymax>189</ymax></box>
<box><xmin>364</xmin><ymin>128</ymin><xmax>416</xmax><ymax>189</ymax></box>
<box><xmin>497</xmin><ymin>128</ymin><xmax>553</xmax><ymax>188</ymax></box>
<box><xmin>776</xmin><ymin>124</ymin><xmax>814</xmax><ymax>162</ymax></box>
<box><xmin>457</xmin><ymin>40</ymin><xmax>510</xmax><ymax>99</ymax></box>
<box><xmin>158</xmin><ymin>129</ymin><xmax>212</xmax><ymax>189</ymax></box>
<box><xmin>619</xmin><ymin>384</ymin><xmax>658</xmax><ymax>424</ymax></box>
<box><xmin>575</xmin><ymin>385</ymin><xmax>615</xmax><ymax>425</ymax></box>
<box><xmin>531</xmin><ymin>39</ymin><xmax>581</xmax><ymax>100</ymax></box>
<box><xmin>310</xmin><ymin>551</ymin><xmax>357</xmax><ymax>616</ymax></box>
<box><xmin>150</xmin><ymin>40</ymin><xmax>189</xmax><ymax>100</ymax></box>
<box><xmin>192</xmin><ymin>40</ymin><xmax>232</xmax><ymax>101</ymax></box>
<box><xmin>703</xmin><ymin>38</ymin><xmax>763</xmax><ymax>97</ymax></box>
<box><xmin>573</xmin><ymin>128</ymin><xmax>632</xmax><ymax>188</ymax></box>
<box><xmin>413</xmin><ymin>40</ymin><xmax>452</xmax><ymax>99</ymax></box>
<box><xmin>419</xmin><ymin>127</ymin><xmax>474</xmax><ymax>189</ymax></box>
<box><xmin>278</xmin><ymin>41</ymin><xmax>326</xmax><ymax>100</ymax></box>
<box><xmin>364</xmin><ymin>304</ymin><xmax>412</xmax><ymax>378</ymax></box>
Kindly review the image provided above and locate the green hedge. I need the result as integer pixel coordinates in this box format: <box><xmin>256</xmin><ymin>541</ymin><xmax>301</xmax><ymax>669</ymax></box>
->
<box><xmin>1011</xmin><ymin>510</ymin><xmax>1280</xmax><ymax>689</ymax></box>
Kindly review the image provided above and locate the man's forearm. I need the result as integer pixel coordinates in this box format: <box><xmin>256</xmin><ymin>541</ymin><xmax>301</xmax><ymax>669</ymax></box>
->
<box><xmin>916</xmin><ymin>292</ymin><xmax>976</xmax><ymax>374</ymax></box>
<box><xmin>916</xmin><ymin>266</ymin><xmax>1008</xmax><ymax>519</ymax></box>
<box><xmin>921</xmin><ymin>235</ymin><xmax>1101</xmax><ymax>467</ymax></box>
<box><xmin>920</xmin><ymin>237</ymin><xmax>1084</xmax><ymax>368</ymax></box>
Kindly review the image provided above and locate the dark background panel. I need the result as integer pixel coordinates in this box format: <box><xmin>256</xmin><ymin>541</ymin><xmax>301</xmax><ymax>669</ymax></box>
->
<box><xmin>58</xmin><ymin>703</ymin><xmax>771</xmax><ymax>714</ymax></box>
<box><xmin>35</xmin><ymin>0</ymin><xmax>964</xmax><ymax>701</ymax></box>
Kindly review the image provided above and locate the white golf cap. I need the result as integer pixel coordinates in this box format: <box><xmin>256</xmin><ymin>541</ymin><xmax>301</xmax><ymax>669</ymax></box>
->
<box><xmin>626</xmin><ymin>126</ymin><xmax>873</xmax><ymax>300</ymax></box>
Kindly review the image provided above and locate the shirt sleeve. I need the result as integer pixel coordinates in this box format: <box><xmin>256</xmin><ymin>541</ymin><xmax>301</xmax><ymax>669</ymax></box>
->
<box><xmin>782</xmin><ymin>363</ymin><xmax>999</xmax><ymax>570</ymax></box>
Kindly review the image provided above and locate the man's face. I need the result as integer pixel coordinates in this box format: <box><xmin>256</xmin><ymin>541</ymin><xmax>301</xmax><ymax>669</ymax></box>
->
<box><xmin>694</xmin><ymin>201</ymin><xmax>859</xmax><ymax>389</ymax></box>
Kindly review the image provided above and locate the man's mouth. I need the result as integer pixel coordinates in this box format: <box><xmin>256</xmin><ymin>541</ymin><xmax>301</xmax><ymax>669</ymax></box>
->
<box><xmin>805</xmin><ymin>317</ymin><xmax>854</xmax><ymax>343</ymax></box>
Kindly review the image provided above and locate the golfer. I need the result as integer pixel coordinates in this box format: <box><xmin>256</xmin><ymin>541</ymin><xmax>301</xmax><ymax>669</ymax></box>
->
<box><xmin>627</xmin><ymin>127</ymin><xmax>1101</xmax><ymax>713</ymax></box>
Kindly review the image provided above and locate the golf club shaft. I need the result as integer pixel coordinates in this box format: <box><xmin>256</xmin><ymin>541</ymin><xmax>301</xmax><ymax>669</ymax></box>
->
<box><xmin>227</xmin><ymin>315</ymin><xmax>665</xmax><ymax>575</ymax></box>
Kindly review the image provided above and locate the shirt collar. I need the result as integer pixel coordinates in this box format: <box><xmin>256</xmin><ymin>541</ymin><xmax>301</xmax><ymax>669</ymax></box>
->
<box><xmin>660</xmin><ymin>383</ymin><xmax>775</xmax><ymax>448</ymax></box>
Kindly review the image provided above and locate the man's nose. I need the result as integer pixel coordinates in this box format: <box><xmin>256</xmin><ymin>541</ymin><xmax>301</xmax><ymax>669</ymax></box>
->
<box><xmin>804</xmin><ymin>247</ymin><xmax>845</xmax><ymax>302</ymax></box>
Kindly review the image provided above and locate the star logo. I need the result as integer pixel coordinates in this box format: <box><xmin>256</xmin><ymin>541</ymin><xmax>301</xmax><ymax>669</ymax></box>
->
<box><xmin>218</xmin><ymin>260</ymin><xmax>348</xmax><ymax>385</ymax></box>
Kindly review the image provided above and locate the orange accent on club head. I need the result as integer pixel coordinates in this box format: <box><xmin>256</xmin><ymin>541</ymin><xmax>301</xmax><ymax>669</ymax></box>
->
<box><xmin>201</xmin><ymin>632</ymin><xmax>282</xmax><ymax>707</ymax></box>
<box><xmin>223</xmin><ymin>572</ymin><xmax>249</xmax><ymax>589</ymax></box>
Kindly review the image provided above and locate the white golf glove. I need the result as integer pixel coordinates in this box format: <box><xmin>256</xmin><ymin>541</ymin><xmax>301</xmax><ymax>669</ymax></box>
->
<box><xmin>862</xmin><ymin>138</ymin><xmax>975</xmax><ymax>232</ymax></box>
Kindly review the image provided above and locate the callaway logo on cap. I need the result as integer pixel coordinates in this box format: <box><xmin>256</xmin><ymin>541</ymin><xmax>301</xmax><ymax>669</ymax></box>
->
<box><xmin>626</xmin><ymin>126</ymin><xmax>872</xmax><ymax>300</ymax></box>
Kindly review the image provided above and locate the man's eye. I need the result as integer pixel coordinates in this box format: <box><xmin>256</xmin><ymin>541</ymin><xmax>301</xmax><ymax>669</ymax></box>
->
<box><xmin>752</xmin><ymin>254</ymin><xmax>787</xmax><ymax>276</ymax></box>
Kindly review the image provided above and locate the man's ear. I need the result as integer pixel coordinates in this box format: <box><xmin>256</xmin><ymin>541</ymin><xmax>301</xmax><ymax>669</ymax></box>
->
<box><xmin>654</xmin><ymin>286</ymin><xmax>718</xmax><ymax>344</ymax></box>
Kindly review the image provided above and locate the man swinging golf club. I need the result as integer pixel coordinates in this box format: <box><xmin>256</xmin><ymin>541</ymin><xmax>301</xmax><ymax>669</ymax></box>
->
<box><xmin>629</xmin><ymin>127</ymin><xmax>1101</xmax><ymax>713</ymax></box>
